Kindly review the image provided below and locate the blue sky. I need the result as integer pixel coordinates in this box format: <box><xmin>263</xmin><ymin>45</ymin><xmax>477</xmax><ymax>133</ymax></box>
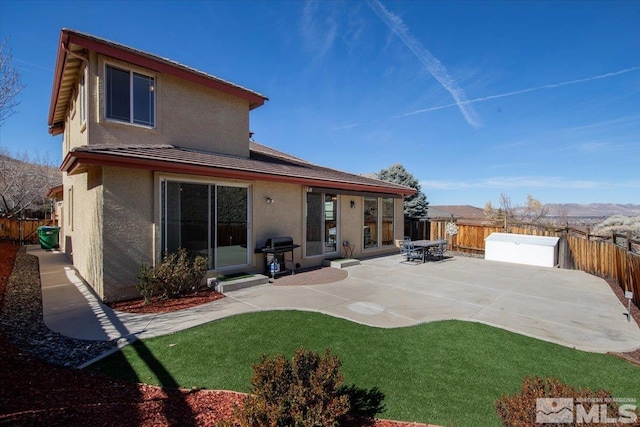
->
<box><xmin>1</xmin><ymin>0</ymin><xmax>638</xmax><ymax>208</ymax></box>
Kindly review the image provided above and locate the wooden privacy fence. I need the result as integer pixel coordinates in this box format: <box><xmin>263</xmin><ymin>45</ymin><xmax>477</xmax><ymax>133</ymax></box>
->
<box><xmin>429</xmin><ymin>220</ymin><xmax>640</xmax><ymax>307</ymax></box>
<box><xmin>0</xmin><ymin>218</ymin><xmax>54</xmax><ymax>245</ymax></box>
<box><xmin>564</xmin><ymin>232</ymin><xmax>640</xmax><ymax>307</ymax></box>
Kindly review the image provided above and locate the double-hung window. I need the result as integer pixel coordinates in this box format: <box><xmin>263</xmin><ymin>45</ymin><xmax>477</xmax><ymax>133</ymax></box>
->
<box><xmin>105</xmin><ymin>65</ymin><xmax>155</xmax><ymax>127</ymax></box>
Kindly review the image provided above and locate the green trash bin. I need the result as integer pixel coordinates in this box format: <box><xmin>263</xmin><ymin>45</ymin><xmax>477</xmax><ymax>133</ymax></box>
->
<box><xmin>38</xmin><ymin>226</ymin><xmax>60</xmax><ymax>250</ymax></box>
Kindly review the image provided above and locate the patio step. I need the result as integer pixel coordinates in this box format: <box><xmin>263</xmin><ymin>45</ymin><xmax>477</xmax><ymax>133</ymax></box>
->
<box><xmin>322</xmin><ymin>258</ymin><xmax>360</xmax><ymax>268</ymax></box>
<box><xmin>208</xmin><ymin>274</ymin><xmax>269</xmax><ymax>293</ymax></box>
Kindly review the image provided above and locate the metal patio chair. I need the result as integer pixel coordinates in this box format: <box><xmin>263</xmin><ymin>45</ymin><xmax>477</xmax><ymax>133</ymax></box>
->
<box><xmin>430</xmin><ymin>240</ymin><xmax>447</xmax><ymax>260</ymax></box>
<box><xmin>400</xmin><ymin>240</ymin><xmax>424</xmax><ymax>263</ymax></box>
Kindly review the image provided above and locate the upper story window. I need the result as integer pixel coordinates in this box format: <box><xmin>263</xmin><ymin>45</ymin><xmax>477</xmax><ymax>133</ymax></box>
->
<box><xmin>105</xmin><ymin>64</ymin><xmax>155</xmax><ymax>127</ymax></box>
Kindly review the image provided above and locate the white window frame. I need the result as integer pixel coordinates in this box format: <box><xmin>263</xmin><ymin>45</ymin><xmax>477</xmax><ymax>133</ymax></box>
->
<box><xmin>104</xmin><ymin>63</ymin><xmax>156</xmax><ymax>128</ymax></box>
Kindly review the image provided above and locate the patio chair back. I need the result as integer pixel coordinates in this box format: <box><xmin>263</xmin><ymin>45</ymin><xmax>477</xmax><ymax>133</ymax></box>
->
<box><xmin>401</xmin><ymin>240</ymin><xmax>423</xmax><ymax>262</ymax></box>
<box><xmin>432</xmin><ymin>240</ymin><xmax>447</xmax><ymax>259</ymax></box>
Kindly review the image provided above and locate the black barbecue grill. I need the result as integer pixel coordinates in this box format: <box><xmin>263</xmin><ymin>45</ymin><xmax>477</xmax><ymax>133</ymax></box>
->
<box><xmin>258</xmin><ymin>236</ymin><xmax>300</xmax><ymax>279</ymax></box>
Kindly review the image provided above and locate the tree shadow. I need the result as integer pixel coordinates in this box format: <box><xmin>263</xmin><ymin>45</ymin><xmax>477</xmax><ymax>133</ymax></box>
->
<box><xmin>339</xmin><ymin>383</ymin><xmax>386</xmax><ymax>425</ymax></box>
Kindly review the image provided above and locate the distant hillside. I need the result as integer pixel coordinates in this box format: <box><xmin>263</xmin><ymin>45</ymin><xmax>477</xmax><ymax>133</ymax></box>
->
<box><xmin>544</xmin><ymin>203</ymin><xmax>640</xmax><ymax>217</ymax></box>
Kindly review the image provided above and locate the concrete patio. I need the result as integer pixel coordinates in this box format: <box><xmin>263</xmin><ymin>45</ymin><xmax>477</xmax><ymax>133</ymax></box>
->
<box><xmin>35</xmin><ymin>247</ymin><xmax>640</xmax><ymax>354</ymax></box>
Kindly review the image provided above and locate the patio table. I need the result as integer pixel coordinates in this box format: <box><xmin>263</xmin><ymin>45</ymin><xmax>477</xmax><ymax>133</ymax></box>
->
<box><xmin>412</xmin><ymin>239</ymin><xmax>447</xmax><ymax>262</ymax></box>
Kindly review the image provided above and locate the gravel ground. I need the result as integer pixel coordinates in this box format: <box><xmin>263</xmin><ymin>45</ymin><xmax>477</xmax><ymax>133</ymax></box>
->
<box><xmin>0</xmin><ymin>247</ymin><xmax>118</xmax><ymax>367</ymax></box>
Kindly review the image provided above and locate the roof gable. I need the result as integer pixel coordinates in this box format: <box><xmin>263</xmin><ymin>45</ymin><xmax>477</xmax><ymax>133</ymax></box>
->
<box><xmin>48</xmin><ymin>29</ymin><xmax>268</xmax><ymax>134</ymax></box>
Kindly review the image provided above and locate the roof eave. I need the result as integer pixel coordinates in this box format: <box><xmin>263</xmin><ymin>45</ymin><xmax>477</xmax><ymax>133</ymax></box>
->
<box><xmin>46</xmin><ymin>184</ymin><xmax>64</xmax><ymax>199</ymax></box>
<box><xmin>47</xmin><ymin>30</ymin><xmax>70</xmax><ymax>128</ymax></box>
<box><xmin>62</xmin><ymin>151</ymin><xmax>416</xmax><ymax>197</ymax></box>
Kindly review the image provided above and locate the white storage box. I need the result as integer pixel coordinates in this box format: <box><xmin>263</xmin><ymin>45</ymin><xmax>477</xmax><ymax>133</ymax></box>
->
<box><xmin>485</xmin><ymin>233</ymin><xmax>559</xmax><ymax>267</ymax></box>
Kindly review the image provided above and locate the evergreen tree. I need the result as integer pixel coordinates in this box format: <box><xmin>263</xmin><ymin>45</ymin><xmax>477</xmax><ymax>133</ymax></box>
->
<box><xmin>377</xmin><ymin>164</ymin><xmax>428</xmax><ymax>218</ymax></box>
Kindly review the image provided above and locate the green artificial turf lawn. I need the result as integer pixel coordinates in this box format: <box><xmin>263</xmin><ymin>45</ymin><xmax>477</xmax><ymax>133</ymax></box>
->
<box><xmin>90</xmin><ymin>311</ymin><xmax>640</xmax><ymax>426</ymax></box>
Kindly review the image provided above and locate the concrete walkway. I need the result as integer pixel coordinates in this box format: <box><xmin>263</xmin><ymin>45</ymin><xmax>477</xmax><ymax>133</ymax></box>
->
<box><xmin>34</xmin><ymin>247</ymin><xmax>640</xmax><ymax>354</ymax></box>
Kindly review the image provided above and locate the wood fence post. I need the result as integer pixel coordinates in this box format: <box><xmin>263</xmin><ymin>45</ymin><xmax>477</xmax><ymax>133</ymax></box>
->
<box><xmin>627</xmin><ymin>232</ymin><xmax>632</xmax><ymax>252</ymax></box>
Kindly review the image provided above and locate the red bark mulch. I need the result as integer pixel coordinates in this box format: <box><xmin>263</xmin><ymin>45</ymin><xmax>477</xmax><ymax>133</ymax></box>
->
<box><xmin>107</xmin><ymin>288</ymin><xmax>225</xmax><ymax>314</ymax></box>
<box><xmin>0</xmin><ymin>243</ymin><xmax>430</xmax><ymax>426</ymax></box>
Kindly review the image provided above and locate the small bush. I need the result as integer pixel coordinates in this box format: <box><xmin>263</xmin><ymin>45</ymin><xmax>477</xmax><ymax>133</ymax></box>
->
<box><xmin>136</xmin><ymin>261</ymin><xmax>155</xmax><ymax>304</ymax></box>
<box><xmin>495</xmin><ymin>376</ymin><xmax>635</xmax><ymax>427</ymax></box>
<box><xmin>230</xmin><ymin>348</ymin><xmax>351</xmax><ymax>427</ymax></box>
<box><xmin>136</xmin><ymin>248</ymin><xmax>208</xmax><ymax>301</ymax></box>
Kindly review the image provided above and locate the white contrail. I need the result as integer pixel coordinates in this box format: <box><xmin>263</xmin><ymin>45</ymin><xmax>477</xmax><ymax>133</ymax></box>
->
<box><xmin>367</xmin><ymin>0</ymin><xmax>482</xmax><ymax>129</ymax></box>
<box><xmin>405</xmin><ymin>66</ymin><xmax>640</xmax><ymax>116</ymax></box>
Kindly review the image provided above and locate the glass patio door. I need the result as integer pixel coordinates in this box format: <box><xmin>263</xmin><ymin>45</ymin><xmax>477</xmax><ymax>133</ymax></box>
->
<box><xmin>306</xmin><ymin>192</ymin><xmax>338</xmax><ymax>256</ymax></box>
<box><xmin>161</xmin><ymin>181</ymin><xmax>249</xmax><ymax>269</ymax></box>
<box><xmin>215</xmin><ymin>186</ymin><xmax>248</xmax><ymax>268</ymax></box>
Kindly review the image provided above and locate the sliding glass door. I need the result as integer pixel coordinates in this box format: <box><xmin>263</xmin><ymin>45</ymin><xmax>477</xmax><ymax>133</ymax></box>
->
<box><xmin>306</xmin><ymin>192</ymin><xmax>338</xmax><ymax>256</ymax></box>
<box><xmin>161</xmin><ymin>180</ymin><xmax>249</xmax><ymax>269</ymax></box>
<box><xmin>216</xmin><ymin>186</ymin><xmax>248</xmax><ymax>268</ymax></box>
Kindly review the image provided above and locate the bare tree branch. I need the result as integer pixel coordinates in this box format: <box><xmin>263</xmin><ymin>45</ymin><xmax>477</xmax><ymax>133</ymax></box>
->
<box><xmin>0</xmin><ymin>147</ymin><xmax>61</xmax><ymax>218</ymax></box>
<box><xmin>0</xmin><ymin>37</ymin><xmax>26</xmax><ymax>126</ymax></box>
<box><xmin>484</xmin><ymin>193</ymin><xmax>550</xmax><ymax>226</ymax></box>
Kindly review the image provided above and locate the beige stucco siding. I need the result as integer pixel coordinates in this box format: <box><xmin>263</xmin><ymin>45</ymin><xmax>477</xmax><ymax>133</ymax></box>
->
<box><xmin>61</xmin><ymin>166</ymin><xmax>104</xmax><ymax>299</ymax></box>
<box><xmin>338</xmin><ymin>195</ymin><xmax>361</xmax><ymax>255</ymax></box>
<box><xmin>251</xmin><ymin>182</ymin><xmax>305</xmax><ymax>270</ymax></box>
<box><xmin>84</xmin><ymin>54</ymin><xmax>250</xmax><ymax>157</ymax></box>
<box><xmin>160</xmin><ymin>74</ymin><xmax>250</xmax><ymax>156</ymax></box>
<box><xmin>101</xmin><ymin>166</ymin><xmax>155</xmax><ymax>301</ymax></box>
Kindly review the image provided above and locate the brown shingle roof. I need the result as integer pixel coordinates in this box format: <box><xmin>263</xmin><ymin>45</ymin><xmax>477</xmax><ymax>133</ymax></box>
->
<box><xmin>427</xmin><ymin>205</ymin><xmax>486</xmax><ymax>223</ymax></box>
<box><xmin>436</xmin><ymin>205</ymin><xmax>485</xmax><ymax>219</ymax></box>
<box><xmin>62</xmin><ymin>142</ymin><xmax>416</xmax><ymax>197</ymax></box>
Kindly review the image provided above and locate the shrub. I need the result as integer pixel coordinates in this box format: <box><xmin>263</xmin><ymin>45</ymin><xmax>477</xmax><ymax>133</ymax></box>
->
<box><xmin>231</xmin><ymin>348</ymin><xmax>351</xmax><ymax>427</ymax></box>
<box><xmin>136</xmin><ymin>248</ymin><xmax>208</xmax><ymax>301</ymax></box>
<box><xmin>135</xmin><ymin>261</ymin><xmax>155</xmax><ymax>304</ymax></box>
<box><xmin>495</xmin><ymin>376</ymin><xmax>634</xmax><ymax>427</ymax></box>
<box><xmin>593</xmin><ymin>215</ymin><xmax>640</xmax><ymax>239</ymax></box>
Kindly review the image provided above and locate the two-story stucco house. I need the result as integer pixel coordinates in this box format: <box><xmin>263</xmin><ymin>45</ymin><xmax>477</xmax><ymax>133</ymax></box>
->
<box><xmin>47</xmin><ymin>29</ymin><xmax>415</xmax><ymax>302</ymax></box>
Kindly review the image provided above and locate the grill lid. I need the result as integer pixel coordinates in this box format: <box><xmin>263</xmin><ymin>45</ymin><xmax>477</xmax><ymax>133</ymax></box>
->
<box><xmin>265</xmin><ymin>236</ymin><xmax>294</xmax><ymax>248</ymax></box>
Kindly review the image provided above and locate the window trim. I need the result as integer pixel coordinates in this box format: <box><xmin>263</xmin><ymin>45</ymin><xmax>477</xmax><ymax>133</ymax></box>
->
<box><xmin>104</xmin><ymin>63</ymin><xmax>156</xmax><ymax>128</ymax></box>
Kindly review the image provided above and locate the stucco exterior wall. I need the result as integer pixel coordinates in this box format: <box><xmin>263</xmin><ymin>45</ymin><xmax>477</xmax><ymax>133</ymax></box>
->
<box><xmin>102</xmin><ymin>166</ymin><xmax>155</xmax><ymax>301</ymax></box>
<box><xmin>251</xmin><ymin>181</ymin><xmax>305</xmax><ymax>271</ymax></box>
<box><xmin>62</xmin><ymin>166</ymin><xmax>104</xmax><ymax>299</ymax></box>
<box><xmin>338</xmin><ymin>195</ymin><xmax>362</xmax><ymax>256</ymax></box>
<box><xmin>83</xmin><ymin>54</ymin><xmax>250</xmax><ymax>157</ymax></box>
